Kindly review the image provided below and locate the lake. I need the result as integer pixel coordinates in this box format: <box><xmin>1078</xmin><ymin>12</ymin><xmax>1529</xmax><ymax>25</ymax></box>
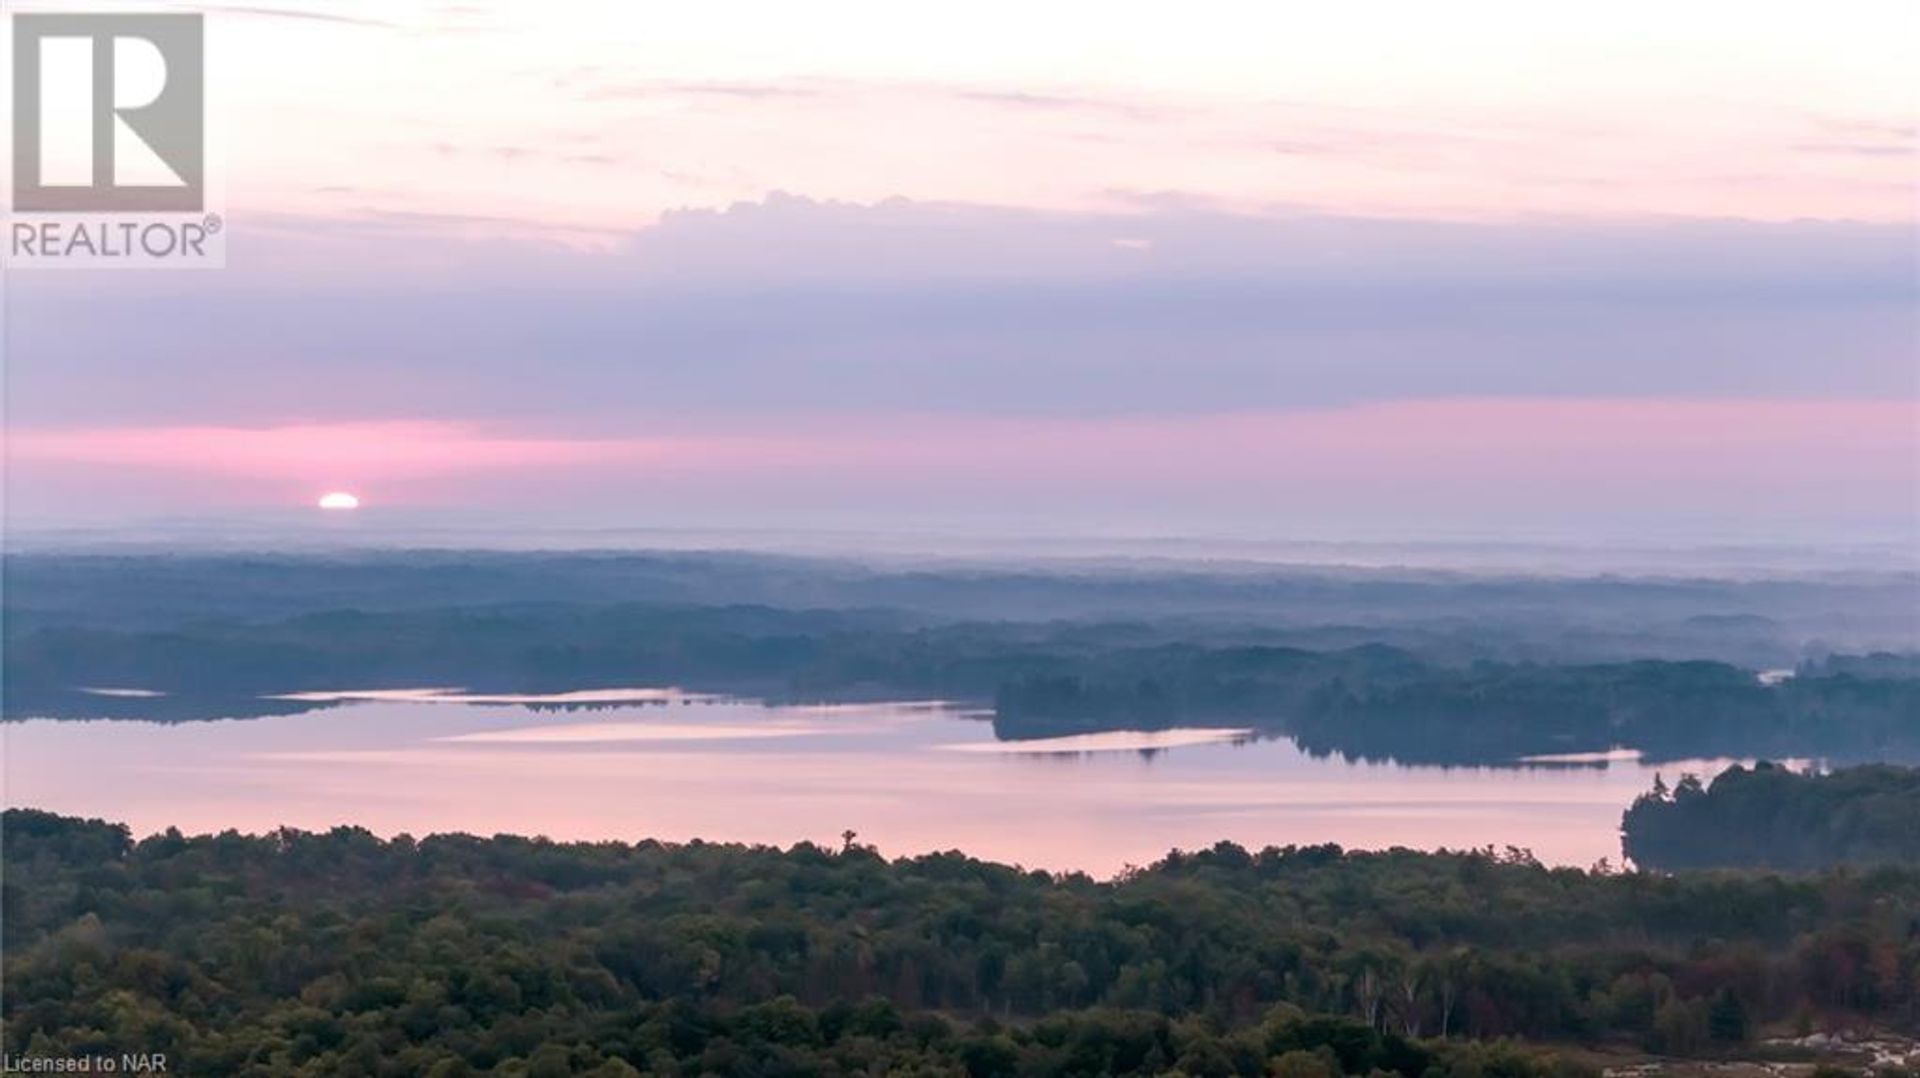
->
<box><xmin>2</xmin><ymin>688</ymin><xmax>1746</xmax><ymax>874</ymax></box>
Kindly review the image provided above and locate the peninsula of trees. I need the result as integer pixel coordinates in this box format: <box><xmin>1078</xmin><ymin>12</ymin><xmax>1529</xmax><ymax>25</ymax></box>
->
<box><xmin>1622</xmin><ymin>762</ymin><xmax>1920</xmax><ymax>872</ymax></box>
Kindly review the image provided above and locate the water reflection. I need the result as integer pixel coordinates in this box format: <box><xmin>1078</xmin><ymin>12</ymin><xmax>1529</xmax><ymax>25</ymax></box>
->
<box><xmin>272</xmin><ymin>687</ymin><xmax>708</xmax><ymax>705</ymax></box>
<box><xmin>937</xmin><ymin>728</ymin><xmax>1255</xmax><ymax>754</ymax></box>
<box><xmin>2</xmin><ymin>692</ymin><xmax>1748</xmax><ymax>874</ymax></box>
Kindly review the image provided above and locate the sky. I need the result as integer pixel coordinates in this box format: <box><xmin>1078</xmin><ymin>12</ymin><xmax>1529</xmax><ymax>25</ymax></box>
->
<box><xmin>3</xmin><ymin>0</ymin><xmax>1917</xmax><ymax>550</ymax></box>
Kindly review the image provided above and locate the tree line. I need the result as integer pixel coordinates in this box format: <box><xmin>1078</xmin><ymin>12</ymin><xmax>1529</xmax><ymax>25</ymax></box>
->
<box><xmin>7</xmin><ymin>602</ymin><xmax>1917</xmax><ymax>766</ymax></box>
<box><xmin>7</xmin><ymin>809</ymin><xmax>1920</xmax><ymax>1075</ymax></box>
<box><xmin>1623</xmin><ymin>762</ymin><xmax>1920</xmax><ymax>871</ymax></box>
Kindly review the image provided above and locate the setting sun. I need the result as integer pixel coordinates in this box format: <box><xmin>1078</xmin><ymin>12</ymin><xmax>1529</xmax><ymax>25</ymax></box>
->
<box><xmin>4</xmin><ymin>5</ymin><xmax>1914</xmax><ymax>1067</ymax></box>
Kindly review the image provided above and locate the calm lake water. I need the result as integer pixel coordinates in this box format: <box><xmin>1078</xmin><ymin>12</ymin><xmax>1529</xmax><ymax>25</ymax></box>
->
<box><xmin>2</xmin><ymin>689</ymin><xmax>1741</xmax><ymax>874</ymax></box>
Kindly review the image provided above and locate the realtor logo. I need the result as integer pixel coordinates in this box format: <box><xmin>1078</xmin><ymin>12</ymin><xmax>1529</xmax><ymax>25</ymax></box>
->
<box><xmin>12</xmin><ymin>13</ymin><xmax>205</xmax><ymax>212</ymax></box>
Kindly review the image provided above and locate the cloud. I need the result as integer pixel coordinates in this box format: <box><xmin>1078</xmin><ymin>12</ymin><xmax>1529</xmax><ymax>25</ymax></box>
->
<box><xmin>195</xmin><ymin>3</ymin><xmax>399</xmax><ymax>27</ymax></box>
<box><xmin>945</xmin><ymin>88</ymin><xmax>1165</xmax><ymax>120</ymax></box>
<box><xmin>1794</xmin><ymin>142</ymin><xmax>1915</xmax><ymax>158</ymax></box>
<box><xmin>9</xmin><ymin>421</ymin><xmax>644</xmax><ymax>482</ymax></box>
<box><xmin>6</xmin><ymin>196</ymin><xmax>1913</xmax><ymax>438</ymax></box>
<box><xmin>575</xmin><ymin>78</ymin><xmax>833</xmax><ymax>102</ymax></box>
<box><xmin>8</xmin><ymin>402</ymin><xmax>1913</xmax><ymax>536</ymax></box>
<box><xmin>565</xmin><ymin>76</ymin><xmax>1158</xmax><ymax>116</ymax></box>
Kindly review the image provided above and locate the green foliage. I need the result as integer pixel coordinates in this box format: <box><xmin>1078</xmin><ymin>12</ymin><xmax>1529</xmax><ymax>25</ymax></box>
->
<box><xmin>8</xmin><ymin>810</ymin><xmax>1920</xmax><ymax>1074</ymax></box>
<box><xmin>1706</xmin><ymin>988</ymin><xmax>1748</xmax><ymax>1044</ymax></box>
<box><xmin>1623</xmin><ymin>762</ymin><xmax>1920</xmax><ymax>870</ymax></box>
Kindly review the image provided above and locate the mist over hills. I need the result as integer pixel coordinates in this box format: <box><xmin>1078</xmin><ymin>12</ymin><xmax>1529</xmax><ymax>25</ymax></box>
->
<box><xmin>8</xmin><ymin>548</ymin><xmax>1915</xmax><ymax>662</ymax></box>
<box><xmin>7</xmin><ymin>550</ymin><xmax>1916</xmax><ymax>767</ymax></box>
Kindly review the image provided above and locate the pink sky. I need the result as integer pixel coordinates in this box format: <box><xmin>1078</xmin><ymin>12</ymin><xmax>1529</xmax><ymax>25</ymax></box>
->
<box><xmin>6</xmin><ymin>2</ymin><xmax>1914</xmax><ymax>547</ymax></box>
<box><xmin>206</xmin><ymin>1</ymin><xmax>1916</xmax><ymax>230</ymax></box>
<box><xmin>11</xmin><ymin>401</ymin><xmax>1913</xmax><ymax>534</ymax></box>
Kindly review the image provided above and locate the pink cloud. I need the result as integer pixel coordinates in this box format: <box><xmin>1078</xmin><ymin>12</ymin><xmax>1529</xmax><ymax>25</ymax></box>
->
<box><xmin>665</xmin><ymin>398</ymin><xmax>1915</xmax><ymax>489</ymax></box>
<box><xmin>9</xmin><ymin>421</ymin><xmax>651</xmax><ymax>485</ymax></box>
<box><xmin>9</xmin><ymin>400</ymin><xmax>1914</xmax><ymax>523</ymax></box>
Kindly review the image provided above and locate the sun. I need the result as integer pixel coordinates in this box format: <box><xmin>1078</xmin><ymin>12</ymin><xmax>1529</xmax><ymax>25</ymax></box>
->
<box><xmin>317</xmin><ymin>491</ymin><xmax>361</xmax><ymax>510</ymax></box>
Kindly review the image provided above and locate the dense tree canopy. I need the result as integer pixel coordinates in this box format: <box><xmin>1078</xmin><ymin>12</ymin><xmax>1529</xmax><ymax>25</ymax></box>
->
<box><xmin>7</xmin><ymin>810</ymin><xmax>1920</xmax><ymax>1075</ymax></box>
<box><xmin>1623</xmin><ymin>763</ymin><xmax>1920</xmax><ymax>872</ymax></box>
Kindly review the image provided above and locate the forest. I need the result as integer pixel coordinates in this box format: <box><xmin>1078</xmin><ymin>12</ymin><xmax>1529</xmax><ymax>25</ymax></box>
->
<box><xmin>6</xmin><ymin>809</ymin><xmax>1920</xmax><ymax>1076</ymax></box>
<box><xmin>12</xmin><ymin>552</ymin><xmax>1912</xmax><ymax>661</ymax></box>
<box><xmin>8</xmin><ymin>597</ymin><xmax>1917</xmax><ymax>766</ymax></box>
<box><xmin>1623</xmin><ymin>763</ymin><xmax>1920</xmax><ymax>871</ymax></box>
<box><xmin>9</xmin><ymin>552</ymin><xmax>1917</xmax><ymax>768</ymax></box>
